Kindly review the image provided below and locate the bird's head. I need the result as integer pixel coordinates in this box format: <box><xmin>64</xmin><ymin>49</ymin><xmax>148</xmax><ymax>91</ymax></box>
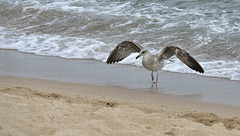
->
<box><xmin>136</xmin><ymin>49</ymin><xmax>149</xmax><ymax>59</ymax></box>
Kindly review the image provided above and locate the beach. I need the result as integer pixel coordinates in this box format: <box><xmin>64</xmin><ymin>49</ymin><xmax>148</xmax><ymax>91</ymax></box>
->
<box><xmin>0</xmin><ymin>50</ymin><xmax>240</xmax><ymax>136</ymax></box>
<box><xmin>1</xmin><ymin>76</ymin><xmax>240</xmax><ymax>136</ymax></box>
<box><xmin>1</xmin><ymin>0</ymin><xmax>240</xmax><ymax>135</ymax></box>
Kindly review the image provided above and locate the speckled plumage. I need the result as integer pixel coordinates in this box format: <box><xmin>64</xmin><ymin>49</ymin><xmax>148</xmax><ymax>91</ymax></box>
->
<box><xmin>107</xmin><ymin>41</ymin><xmax>204</xmax><ymax>83</ymax></box>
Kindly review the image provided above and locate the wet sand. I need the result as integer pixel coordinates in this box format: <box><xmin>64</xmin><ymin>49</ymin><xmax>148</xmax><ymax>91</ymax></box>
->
<box><xmin>0</xmin><ymin>50</ymin><xmax>240</xmax><ymax>107</ymax></box>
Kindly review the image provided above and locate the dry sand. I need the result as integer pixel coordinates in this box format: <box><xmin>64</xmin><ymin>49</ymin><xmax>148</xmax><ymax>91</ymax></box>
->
<box><xmin>1</xmin><ymin>76</ymin><xmax>240</xmax><ymax>136</ymax></box>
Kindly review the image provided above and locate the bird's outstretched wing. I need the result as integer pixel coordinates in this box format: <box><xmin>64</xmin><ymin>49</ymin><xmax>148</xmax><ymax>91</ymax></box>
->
<box><xmin>158</xmin><ymin>46</ymin><xmax>204</xmax><ymax>73</ymax></box>
<box><xmin>106</xmin><ymin>41</ymin><xmax>142</xmax><ymax>64</ymax></box>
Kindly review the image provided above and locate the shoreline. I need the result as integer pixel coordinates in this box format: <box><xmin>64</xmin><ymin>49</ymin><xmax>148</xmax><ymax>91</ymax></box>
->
<box><xmin>0</xmin><ymin>50</ymin><xmax>240</xmax><ymax>107</ymax></box>
<box><xmin>2</xmin><ymin>48</ymin><xmax>239</xmax><ymax>82</ymax></box>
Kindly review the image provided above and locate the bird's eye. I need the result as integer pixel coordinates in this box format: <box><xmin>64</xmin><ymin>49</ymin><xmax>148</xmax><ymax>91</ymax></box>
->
<box><xmin>142</xmin><ymin>51</ymin><xmax>146</xmax><ymax>54</ymax></box>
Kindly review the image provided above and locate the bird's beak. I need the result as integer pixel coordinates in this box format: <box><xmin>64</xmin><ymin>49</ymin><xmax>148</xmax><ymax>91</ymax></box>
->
<box><xmin>136</xmin><ymin>54</ymin><xmax>141</xmax><ymax>59</ymax></box>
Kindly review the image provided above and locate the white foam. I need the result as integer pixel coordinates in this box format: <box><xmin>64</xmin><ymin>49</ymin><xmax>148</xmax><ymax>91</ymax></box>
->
<box><xmin>163</xmin><ymin>60</ymin><xmax>240</xmax><ymax>81</ymax></box>
<box><xmin>0</xmin><ymin>27</ymin><xmax>108</xmax><ymax>60</ymax></box>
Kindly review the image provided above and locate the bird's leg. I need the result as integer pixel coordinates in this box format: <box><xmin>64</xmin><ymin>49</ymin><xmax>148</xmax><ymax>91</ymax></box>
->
<box><xmin>156</xmin><ymin>71</ymin><xmax>158</xmax><ymax>84</ymax></box>
<box><xmin>151</xmin><ymin>71</ymin><xmax>154</xmax><ymax>82</ymax></box>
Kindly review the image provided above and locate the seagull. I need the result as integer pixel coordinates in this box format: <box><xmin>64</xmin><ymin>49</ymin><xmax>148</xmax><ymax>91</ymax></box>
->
<box><xmin>106</xmin><ymin>41</ymin><xmax>204</xmax><ymax>83</ymax></box>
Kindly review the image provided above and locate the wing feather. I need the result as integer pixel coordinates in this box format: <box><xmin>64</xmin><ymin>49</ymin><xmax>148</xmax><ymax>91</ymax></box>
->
<box><xmin>158</xmin><ymin>46</ymin><xmax>204</xmax><ymax>73</ymax></box>
<box><xmin>157</xmin><ymin>46</ymin><xmax>177</xmax><ymax>60</ymax></box>
<box><xmin>106</xmin><ymin>41</ymin><xmax>142</xmax><ymax>64</ymax></box>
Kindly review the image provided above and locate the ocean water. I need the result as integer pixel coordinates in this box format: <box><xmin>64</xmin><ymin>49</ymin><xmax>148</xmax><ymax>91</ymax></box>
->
<box><xmin>0</xmin><ymin>0</ymin><xmax>239</xmax><ymax>81</ymax></box>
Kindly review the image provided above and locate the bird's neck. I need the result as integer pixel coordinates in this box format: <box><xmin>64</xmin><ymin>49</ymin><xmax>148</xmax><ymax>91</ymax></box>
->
<box><xmin>144</xmin><ymin>52</ymin><xmax>152</xmax><ymax>57</ymax></box>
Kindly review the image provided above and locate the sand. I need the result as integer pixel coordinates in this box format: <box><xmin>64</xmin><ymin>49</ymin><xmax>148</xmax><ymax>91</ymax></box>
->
<box><xmin>1</xmin><ymin>76</ymin><xmax>240</xmax><ymax>136</ymax></box>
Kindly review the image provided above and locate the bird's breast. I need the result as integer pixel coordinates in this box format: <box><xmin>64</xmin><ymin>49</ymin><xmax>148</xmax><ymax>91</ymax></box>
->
<box><xmin>142</xmin><ymin>55</ymin><xmax>164</xmax><ymax>71</ymax></box>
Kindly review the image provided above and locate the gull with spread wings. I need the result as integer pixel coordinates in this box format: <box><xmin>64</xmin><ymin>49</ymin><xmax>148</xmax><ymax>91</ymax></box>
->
<box><xmin>106</xmin><ymin>41</ymin><xmax>204</xmax><ymax>83</ymax></box>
